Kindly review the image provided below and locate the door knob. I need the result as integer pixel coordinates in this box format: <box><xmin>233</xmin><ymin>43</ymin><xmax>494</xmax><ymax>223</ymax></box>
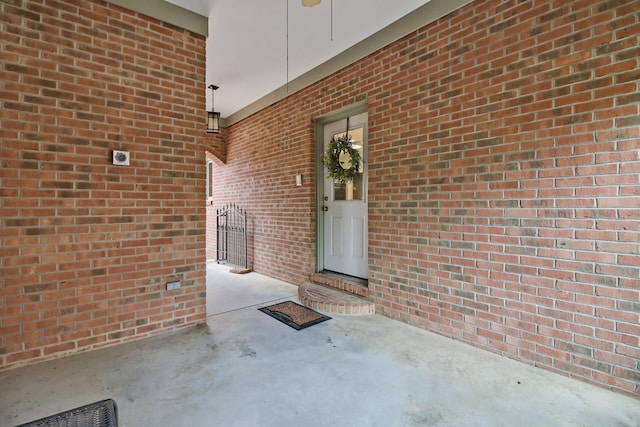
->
<box><xmin>322</xmin><ymin>206</ymin><xmax>329</xmax><ymax>212</ymax></box>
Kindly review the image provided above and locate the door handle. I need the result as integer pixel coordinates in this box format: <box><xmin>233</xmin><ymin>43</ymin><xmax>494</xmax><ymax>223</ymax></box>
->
<box><xmin>322</xmin><ymin>206</ymin><xmax>329</xmax><ymax>212</ymax></box>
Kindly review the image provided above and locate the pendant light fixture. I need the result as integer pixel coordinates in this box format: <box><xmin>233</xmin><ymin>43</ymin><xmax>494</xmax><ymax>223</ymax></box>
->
<box><xmin>206</xmin><ymin>84</ymin><xmax>220</xmax><ymax>134</ymax></box>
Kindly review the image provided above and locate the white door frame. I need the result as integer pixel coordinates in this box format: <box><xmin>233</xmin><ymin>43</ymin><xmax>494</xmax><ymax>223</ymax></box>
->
<box><xmin>314</xmin><ymin>101</ymin><xmax>368</xmax><ymax>275</ymax></box>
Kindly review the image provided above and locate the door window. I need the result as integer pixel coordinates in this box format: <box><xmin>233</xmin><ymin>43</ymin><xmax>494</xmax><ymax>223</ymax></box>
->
<box><xmin>331</xmin><ymin>127</ymin><xmax>364</xmax><ymax>201</ymax></box>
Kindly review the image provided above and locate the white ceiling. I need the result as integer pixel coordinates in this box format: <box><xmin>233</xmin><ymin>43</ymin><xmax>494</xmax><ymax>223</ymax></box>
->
<box><xmin>166</xmin><ymin>0</ymin><xmax>432</xmax><ymax>118</ymax></box>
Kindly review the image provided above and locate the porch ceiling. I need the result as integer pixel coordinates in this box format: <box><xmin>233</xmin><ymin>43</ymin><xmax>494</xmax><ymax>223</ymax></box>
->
<box><xmin>166</xmin><ymin>0</ymin><xmax>435</xmax><ymax>120</ymax></box>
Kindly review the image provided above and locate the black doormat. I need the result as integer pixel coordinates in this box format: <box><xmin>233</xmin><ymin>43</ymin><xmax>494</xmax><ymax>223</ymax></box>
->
<box><xmin>15</xmin><ymin>398</ymin><xmax>118</xmax><ymax>427</ymax></box>
<box><xmin>258</xmin><ymin>301</ymin><xmax>331</xmax><ymax>330</ymax></box>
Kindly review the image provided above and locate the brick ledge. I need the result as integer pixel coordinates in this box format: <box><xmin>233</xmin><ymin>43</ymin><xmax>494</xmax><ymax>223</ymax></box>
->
<box><xmin>299</xmin><ymin>283</ymin><xmax>375</xmax><ymax>316</ymax></box>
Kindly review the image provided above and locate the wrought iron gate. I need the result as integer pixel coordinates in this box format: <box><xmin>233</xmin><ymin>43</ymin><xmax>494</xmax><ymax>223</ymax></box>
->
<box><xmin>216</xmin><ymin>204</ymin><xmax>247</xmax><ymax>268</ymax></box>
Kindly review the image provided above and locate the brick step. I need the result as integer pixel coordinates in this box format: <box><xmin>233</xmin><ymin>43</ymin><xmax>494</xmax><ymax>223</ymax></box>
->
<box><xmin>299</xmin><ymin>282</ymin><xmax>375</xmax><ymax>316</ymax></box>
<box><xmin>309</xmin><ymin>272</ymin><xmax>368</xmax><ymax>298</ymax></box>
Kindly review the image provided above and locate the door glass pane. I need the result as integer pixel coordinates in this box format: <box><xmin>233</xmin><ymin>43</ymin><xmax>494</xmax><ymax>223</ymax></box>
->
<box><xmin>332</xmin><ymin>127</ymin><xmax>364</xmax><ymax>201</ymax></box>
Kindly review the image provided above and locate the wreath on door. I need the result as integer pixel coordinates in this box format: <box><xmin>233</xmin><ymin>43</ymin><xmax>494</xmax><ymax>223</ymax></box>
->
<box><xmin>323</xmin><ymin>134</ymin><xmax>361</xmax><ymax>183</ymax></box>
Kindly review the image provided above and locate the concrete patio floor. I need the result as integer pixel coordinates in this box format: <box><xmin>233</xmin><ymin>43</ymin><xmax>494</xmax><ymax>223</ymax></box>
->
<box><xmin>1</xmin><ymin>263</ymin><xmax>639</xmax><ymax>426</ymax></box>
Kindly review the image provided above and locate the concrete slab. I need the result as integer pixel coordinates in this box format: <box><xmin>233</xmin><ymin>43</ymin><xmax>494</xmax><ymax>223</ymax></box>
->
<box><xmin>2</xmin><ymin>266</ymin><xmax>639</xmax><ymax>426</ymax></box>
<box><xmin>206</xmin><ymin>262</ymin><xmax>298</xmax><ymax>316</ymax></box>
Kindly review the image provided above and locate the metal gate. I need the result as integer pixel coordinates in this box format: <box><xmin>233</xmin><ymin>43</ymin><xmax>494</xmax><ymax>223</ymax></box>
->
<box><xmin>216</xmin><ymin>204</ymin><xmax>247</xmax><ymax>268</ymax></box>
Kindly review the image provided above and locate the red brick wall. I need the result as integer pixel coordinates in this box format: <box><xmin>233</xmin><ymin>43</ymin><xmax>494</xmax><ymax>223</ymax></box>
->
<box><xmin>205</xmin><ymin>130</ymin><xmax>226</xmax><ymax>165</ymax></box>
<box><xmin>212</xmin><ymin>0</ymin><xmax>640</xmax><ymax>397</ymax></box>
<box><xmin>0</xmin><ymin>0</ymin><xmax>207</xmax><ymax>370</ymax></box>
<box><xmin>211</xmin><ymin>114</ymin><xmax>317</xmax><ymax>280</ymax></box>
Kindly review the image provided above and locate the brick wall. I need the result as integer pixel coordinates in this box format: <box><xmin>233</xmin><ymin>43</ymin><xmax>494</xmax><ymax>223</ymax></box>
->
<box><xmin>205</xmin><ymin>130</ymin><xmax>226</xmax><ymax>165</ymax></box>
<box><xmin>0</xmin><ymin>0</ymin><xmax>207</xmax><ymax>370</ymax></box>
<box><xmin>212</xmin><ymin>0</ymin><xmax>640</xmax><ymax>397</ymax></box>
<box><xmin>211</xmin><ymin>114</ymin><xmax>318</xmax><ymax>281</ymax></box>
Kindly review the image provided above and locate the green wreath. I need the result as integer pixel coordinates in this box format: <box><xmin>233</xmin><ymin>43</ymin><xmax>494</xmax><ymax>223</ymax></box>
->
<box><xmin>324</xmin><ymin>135</ymin><xmax>362</xmax><ymax>183</ymax></box>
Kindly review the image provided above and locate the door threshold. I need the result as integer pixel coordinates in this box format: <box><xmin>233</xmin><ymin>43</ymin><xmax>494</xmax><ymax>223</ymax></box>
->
<box><xmin>319</xmin><ymin>270</ymin><xmax>368</xmax><ymax>287</ymax></box>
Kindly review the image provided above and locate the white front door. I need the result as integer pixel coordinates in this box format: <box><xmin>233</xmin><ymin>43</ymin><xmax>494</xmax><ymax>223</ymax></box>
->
<box><xmin>322</xmin><ymin>112</ymin><xmax>368</xmax><ymax>279</ymax></box>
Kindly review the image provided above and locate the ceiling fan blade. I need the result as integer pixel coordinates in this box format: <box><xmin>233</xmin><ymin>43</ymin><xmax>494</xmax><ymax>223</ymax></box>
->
<box><xmin>302</xmin><ymin>0</ymin><xmax>321</xmax><ymax>7</ymax></box>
